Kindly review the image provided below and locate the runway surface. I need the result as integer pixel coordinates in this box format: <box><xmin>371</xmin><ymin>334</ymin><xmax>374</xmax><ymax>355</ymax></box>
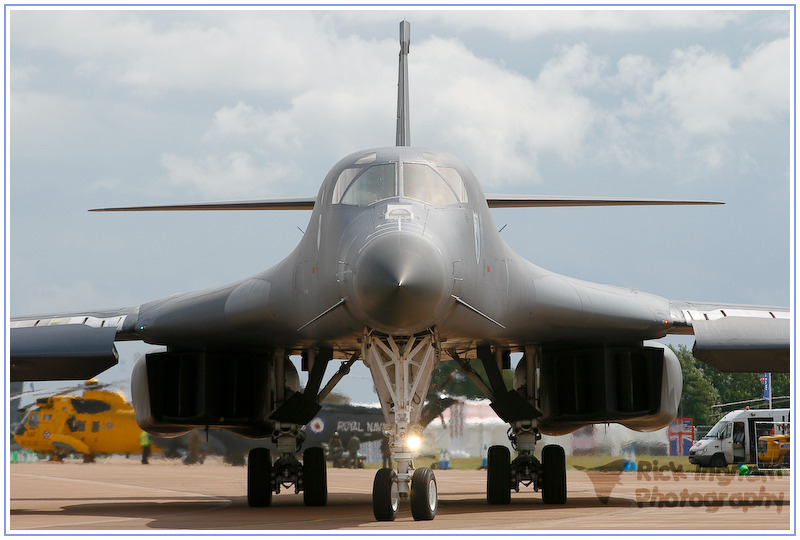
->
<box><xmin>8</xmin><ymin>457</ymin><xmax>792</xmax><ymax>532</ymax></box>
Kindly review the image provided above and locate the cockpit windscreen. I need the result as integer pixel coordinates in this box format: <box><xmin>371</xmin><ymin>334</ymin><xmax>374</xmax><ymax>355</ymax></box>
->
<box><xmin>332</xmin><ymin>161</ymin><xmax>467</xmax><ymax>206</ymax></box>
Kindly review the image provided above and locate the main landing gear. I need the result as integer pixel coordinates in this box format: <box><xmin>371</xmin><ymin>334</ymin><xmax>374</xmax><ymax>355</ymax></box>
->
<box><xmin>486</xmin><ymin>423</ymin><xmax>567</xmax><ymax>506</ymax></box>
<box><xmin>364</xmin><ymin>331</ymin><xmax>441</xmax><ymax>521</ymax></box>
<box><xmin>453</xmin><ymin>345</ymin><xmax>567</xmax><ymax>506</ymax></box>
<box><xmin>247</xmin><ymin>423</ymin><xmax>328</xmax><ymax>508</ymax></box>
<box><xmin>246</xmin><ymin>349</ymin><xmax>341</xmax><ymax>508</ymax></box>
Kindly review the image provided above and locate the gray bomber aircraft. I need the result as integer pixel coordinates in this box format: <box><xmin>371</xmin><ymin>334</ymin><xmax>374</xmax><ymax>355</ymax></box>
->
<box><xmin>10</xmin><ymin>22</ymin><xmax>790</xmax><ymax>521</ymax></box>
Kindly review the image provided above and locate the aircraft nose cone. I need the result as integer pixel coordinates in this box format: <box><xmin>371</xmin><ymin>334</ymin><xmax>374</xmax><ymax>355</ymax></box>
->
<box><xmin>353</xmin><ymin>233</ymin><xmax>448</xmax><ymax>332</ymax></box>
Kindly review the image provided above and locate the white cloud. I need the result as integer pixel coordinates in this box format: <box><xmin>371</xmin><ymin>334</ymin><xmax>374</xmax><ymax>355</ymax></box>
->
<box><xmin>411</xmin><ymin>38</ymin><xmax>598</xmax><ymax>186</ymax></box>
<box><xmin>10</xmin><ymin>64</ymin><xmax>39</xmax><ymax>89</ymax></box>
<box><xmin>739</xmin><ymin>38</ymin><xmax>792</xmax><ymax>118</ymax></box>
<box><xmin>208</xmin><ymin>102</ymin><xmax>266</xmax><ymax>139</ymax></box>
<box><xmin>539</xmin><ymin>43</ymin><xmax>608</xmax><ymax>90</ymax></box>
<box><xmin>153</xmin><ymin>24</ymin><xmax>790</xmax><ymax>193</ymax></box>
<box><xmin>11</xmin><ymin>11</ymin><xmax>392</xmax><ymax>98</ymax></box>
<box><xmin>10</xmin><ymin>9</ymin><xmax>790</xmax><ymax>199</ymax></box>
<box><xmin>651</xmin><ymin>37</ymin><xmax>789</xmax><ymax>135</ymax></box>
<box><xmin>612</xmin><ymin>54</ymin><xmax>657</xmax><ymax>95</ymax></box>
<box><xmin>179</xmin><ymin>52</ymin><xmax>397</xmax><ymax>197</ymax></box>
<box><xmin>161</xmin><ymin>151</ymin><xmax>302</xmax><ymax>199</ymax></box>
<box><xmin>694</xmin><ymin>142</ymin><xmax>727</xmax><ymax>171</ymax></box>
<box><xmin>159</xmin><ymin>31</ymin><xmax>600</xmax><ymax>193</ymax></box>
<box><xmin>205</xmin><ymin>101</ymin><xmax>308</xmax><ymax>153</ymax></box>
<box><xmin>409</xmin><ymin>9</ymin><xmax>743</xmax><ymax>39</ymax></box>
<box><xmin>10</xmin><ymin>91</ymin><xmax>88</xmax><ymax>158</ymax></box>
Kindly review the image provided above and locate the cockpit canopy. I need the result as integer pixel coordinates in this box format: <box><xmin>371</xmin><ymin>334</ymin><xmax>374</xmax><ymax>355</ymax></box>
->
<box><xmin>330</xmin><ymin>152</ymin><xmax>468</xmax><ymax>207</ymax></box>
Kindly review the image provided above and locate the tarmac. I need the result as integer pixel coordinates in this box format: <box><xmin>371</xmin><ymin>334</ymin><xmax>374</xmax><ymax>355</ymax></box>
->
<box><xmin>7</xmin><ymin>456</ymin><xmax>793</xmax><ymax>533</ymax></box>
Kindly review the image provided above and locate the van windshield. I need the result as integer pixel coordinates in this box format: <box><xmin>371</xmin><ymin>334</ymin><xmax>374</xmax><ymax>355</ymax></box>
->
<box><xmin>704</xmin><ymin>421</ymin><xmax>729</xmax><ymax>439</ymax></box>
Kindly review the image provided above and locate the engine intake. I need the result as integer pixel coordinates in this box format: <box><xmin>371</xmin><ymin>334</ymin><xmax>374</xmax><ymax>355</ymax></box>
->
<box><xmin>131</xmin><ymin>350</ymin><xmax>287</xmax><ymax>438</ymax></box>
<box><xmin>534</xmin><ymin>343</ymin><xmax>681</xmax><ymax>435</ymax></box>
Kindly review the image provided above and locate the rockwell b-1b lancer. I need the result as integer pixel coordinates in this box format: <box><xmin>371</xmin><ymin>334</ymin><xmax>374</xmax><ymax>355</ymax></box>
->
<box><xmin>10</xmin><ymin>22</ymin><xmax>790</xmax><ymax>521</ymax></box>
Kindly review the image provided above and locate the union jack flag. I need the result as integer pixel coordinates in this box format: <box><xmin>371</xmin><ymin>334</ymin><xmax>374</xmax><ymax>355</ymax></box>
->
<box><xmin>669</xmin><ymin>417</ymin><xmax>694</xmax><ymax>456</ymax></box>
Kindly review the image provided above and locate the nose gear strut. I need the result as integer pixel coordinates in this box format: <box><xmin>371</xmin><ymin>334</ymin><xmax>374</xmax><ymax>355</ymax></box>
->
<box><xmin>362</xmin><ymin>329</ymin><xmax>441</xmax><ymax>521</ymax></box>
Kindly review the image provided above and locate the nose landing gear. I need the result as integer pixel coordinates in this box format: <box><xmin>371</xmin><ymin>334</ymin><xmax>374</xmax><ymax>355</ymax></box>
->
<box><xmin>363</xmin><ymin>330</ymin><xmax>441</xmax><ymax>521</ymax></box>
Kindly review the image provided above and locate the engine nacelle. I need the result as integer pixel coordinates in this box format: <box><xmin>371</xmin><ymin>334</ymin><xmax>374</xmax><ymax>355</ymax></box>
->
<box><xmin>515</xmin><ymin>343</ymin><xmax>681</xmax><ymax>436</ymax></box>
<box><xmin>131</xmin><ymin>356</ymin><xmax>188</xmax><ymax>438</ymax></box>
<box><xmin>131</xmin><ymin>350</ymin><xmax>299</xmax><ymax>438</ymax></box>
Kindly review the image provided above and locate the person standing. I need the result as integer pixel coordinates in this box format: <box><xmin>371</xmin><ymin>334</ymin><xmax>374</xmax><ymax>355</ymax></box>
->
<box><xmin>328</xmin><ymin>432</ymin><xmax>344</xmax><ymax>467</ymax></box>
<box><xmin>347</xmin><ymin>433</ymin><xmax>361</xmax><ymax>468</ymax></box>
<box><xmin>140</xmin><ymin>430</ymin><xmax>152</xmax><ymax>465</ymax></box>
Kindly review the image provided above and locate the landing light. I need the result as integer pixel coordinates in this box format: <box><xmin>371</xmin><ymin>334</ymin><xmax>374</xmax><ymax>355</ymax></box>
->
<box><xmin>408</xmin><ymin>435</ymin><xmax>422</xmax><ymax>450</ymax></box>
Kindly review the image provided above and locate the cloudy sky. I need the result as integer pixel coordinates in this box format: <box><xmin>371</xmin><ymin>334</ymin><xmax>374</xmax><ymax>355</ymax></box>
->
<box><xmin>7</xmin><ymin>7</ymin><xmax>793</xmax><ymax>403</ymax></box>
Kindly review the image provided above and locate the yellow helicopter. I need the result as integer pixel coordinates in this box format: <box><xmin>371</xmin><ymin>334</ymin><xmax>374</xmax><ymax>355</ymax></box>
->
<box><xmin>13</xmin><ymin>379</ymin><xmax>155</xmax><ymax>462</ymax></box>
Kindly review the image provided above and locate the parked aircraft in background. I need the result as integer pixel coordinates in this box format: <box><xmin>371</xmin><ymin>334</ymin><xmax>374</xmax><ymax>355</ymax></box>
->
<box><xmin>10</xmin><ymin>22</ymin><xmax>789</xmax><ymax>521</ymax></box>
<box><xmin>12</xmin><ymin>365</ymin><xmax>456</xmax><ymax>468</ymax></box>
<box><xmin>157</xmin><ymin>395</ymin><xmax>454</xmax><ymax>466</ymax></box>
<box><xmin>13</xmin><ymin>380</ymin><xmax>150</xmax><ymax>461</ymax></box>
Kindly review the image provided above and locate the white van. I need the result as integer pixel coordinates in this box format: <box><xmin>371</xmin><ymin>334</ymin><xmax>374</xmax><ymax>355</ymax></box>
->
<box><xmin>689</xmin><ymin>408</ymin><xmax>790</xmax><ymax>468</ymax></box>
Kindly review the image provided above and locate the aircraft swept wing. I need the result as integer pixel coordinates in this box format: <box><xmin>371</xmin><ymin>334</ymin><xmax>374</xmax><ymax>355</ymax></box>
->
<box><xmin>11</xmin><ymin>308</ymin><xmax>138</xmax><ymax>382</ymax></box>
<box><xmin>88</xmin><ymin>197</ymin><xmax>317</xmax><ymax>212</ymax></box>
<box><xmin>485</xmin><ymin>195</ymin><xmax>723</xmax><ymax>208</ymax></box>
<box><xmin>10</xmin><ymin>21</ymin><xmax>789</xmax><ymax>521</ymax></box>
<box><xmin>668</xmin><ymin>300</ymin><xmax>789</xmax><ymax>372</ymax></box>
